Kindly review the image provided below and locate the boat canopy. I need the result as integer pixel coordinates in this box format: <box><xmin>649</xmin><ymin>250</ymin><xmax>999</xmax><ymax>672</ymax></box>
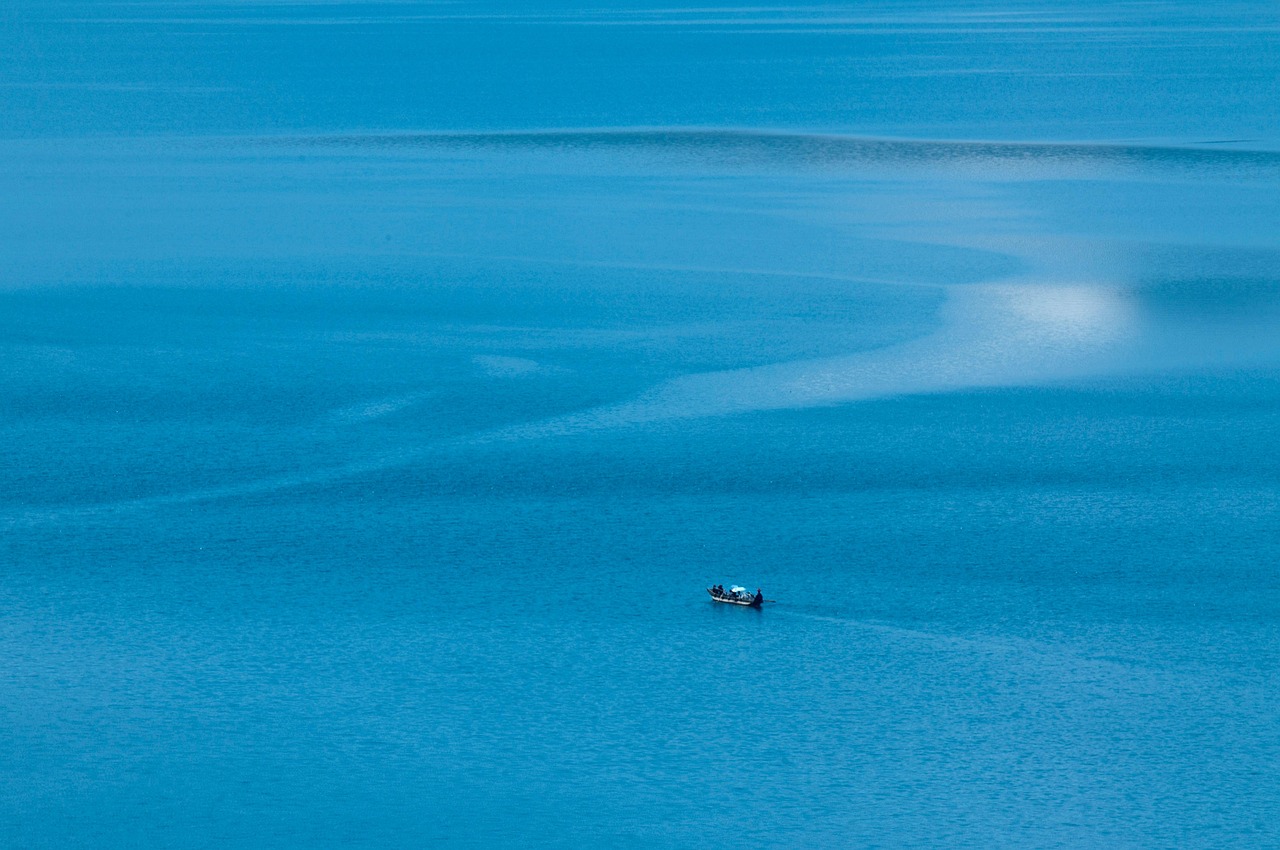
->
<box><xmin>729</xmin><ymin>586</ymin><xmax>746</xmax><ymax>594</ymax></box>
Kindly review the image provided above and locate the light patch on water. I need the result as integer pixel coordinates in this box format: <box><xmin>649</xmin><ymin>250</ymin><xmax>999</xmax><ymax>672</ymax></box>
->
<box><xmin>986</xmin><ymin>281</ymin><xmax>1136</xmax><ymax>349</ymax></box>
<box><xmin>493</xmin><ymin>280</ymin><xmax>1141</xmax><ymax>438</ymax></box>
<box><xmin>473</xmin><ymin>355</ymin><xmax>562</xmax><ymax>378</ymax></box>
<box><xmin>325</xmin><ymin>392</ymin><xmax>431</xmax><ymax>425</ymax></box>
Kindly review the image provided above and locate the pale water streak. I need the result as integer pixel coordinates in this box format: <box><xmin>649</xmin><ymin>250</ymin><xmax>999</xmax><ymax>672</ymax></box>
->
<box><xmin>498</xmin><ymin>281</ymin><xmax>1143</xmax><ymax>435</ymax></box>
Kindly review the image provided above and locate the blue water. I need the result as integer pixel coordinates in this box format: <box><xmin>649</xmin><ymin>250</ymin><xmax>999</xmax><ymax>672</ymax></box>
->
<box><xmin>3</xmin><ymin>2</ymin><xmax>1279</xmax><ymax>848</ymax></box>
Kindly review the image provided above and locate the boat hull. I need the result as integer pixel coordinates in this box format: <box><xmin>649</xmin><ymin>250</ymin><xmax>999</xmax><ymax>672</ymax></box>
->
<box><xmin>708</xmin><ymin>589</ymin><xmax>762</xmax><ymax>608</ymax></box>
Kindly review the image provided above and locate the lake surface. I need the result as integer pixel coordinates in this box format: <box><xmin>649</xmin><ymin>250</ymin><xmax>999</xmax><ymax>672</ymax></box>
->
<box><xmin>2</xmin><ymin>2</ymin><xmax>1279</xmax><ymax>847</ymax></box>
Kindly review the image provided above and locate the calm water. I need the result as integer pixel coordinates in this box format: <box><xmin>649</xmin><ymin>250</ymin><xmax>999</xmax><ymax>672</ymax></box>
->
<box><xmin>3</xmin><ymin>2</ymin><xmax>1279</xmax><ymax>848</ymax></box>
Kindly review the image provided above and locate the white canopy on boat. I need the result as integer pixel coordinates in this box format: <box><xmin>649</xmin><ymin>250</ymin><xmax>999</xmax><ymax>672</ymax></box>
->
<box><xmin>729</xmin><ymin>586</ymin><xmax>746</xmax><ymax>594</ymax></box>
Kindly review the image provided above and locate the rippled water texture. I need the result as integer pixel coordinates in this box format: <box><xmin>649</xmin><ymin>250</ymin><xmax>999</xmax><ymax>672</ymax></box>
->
<box><xmin>3</xmin><ymin>2</ymin><xmax>1279</xmax><ymax>849</ymax></box>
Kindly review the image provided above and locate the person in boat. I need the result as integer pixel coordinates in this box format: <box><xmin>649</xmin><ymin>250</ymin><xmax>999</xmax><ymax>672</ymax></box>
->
<box><xmin>753</xmin><ymin>588</ymin><xmax>763</xmax><ymax>605</ymax></box>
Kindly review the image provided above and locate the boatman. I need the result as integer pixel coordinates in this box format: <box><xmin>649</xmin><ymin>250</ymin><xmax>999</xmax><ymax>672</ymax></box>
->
<box><xmin>753</xmin><ymin>588</ymin><xmax>763</xmax><ymax>605</ymax></box>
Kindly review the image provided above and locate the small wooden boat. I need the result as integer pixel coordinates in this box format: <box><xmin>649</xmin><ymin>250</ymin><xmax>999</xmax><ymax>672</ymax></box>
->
<box><xmin>708</xmin><ymin>585</ymin><xmax>763</xmax><ymax>608</ymax></box>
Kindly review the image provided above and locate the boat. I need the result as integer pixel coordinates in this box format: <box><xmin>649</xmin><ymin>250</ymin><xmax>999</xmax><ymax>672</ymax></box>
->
<box><xmin>708</xmin><ymin>585</ymin><xmax>763</xmax><ymax>608</ymax></box>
